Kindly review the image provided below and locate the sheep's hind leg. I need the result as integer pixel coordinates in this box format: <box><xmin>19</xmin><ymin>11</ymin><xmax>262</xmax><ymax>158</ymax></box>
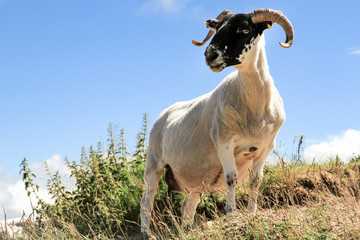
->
<box><xmin>217</xmin><ymin>138</ymin><xmax>238</xmax><ymax>214</ymax></box>
<box><xmin>140</xmin><ymin>157</ymin><xmax>164</xmax><ymax>233</ymax></box>
<box><xmin>247</xmin><ymin>150</ymin><xmax>270</xmax><ymax>213</ymax></box>
<box><xmin>247</xmin><ymin>168</ymin><xmax>262</xmax><ymax>212</ymax></box>
<box><xmin>181</xmin><ymin>192</ymin><xmax>201</xmax><ymax>226</ymax></box>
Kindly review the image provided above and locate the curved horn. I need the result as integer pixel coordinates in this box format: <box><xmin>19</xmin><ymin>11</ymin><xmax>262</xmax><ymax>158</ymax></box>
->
<box><xmin>250</xmin><ymin>9</ymin><xmax>294</xmax><ymax>48</ymax></box>
<box><xmin>192</xmin><ymin>10</ymin><xmax>232</xmax><ymax>47</ymax></box>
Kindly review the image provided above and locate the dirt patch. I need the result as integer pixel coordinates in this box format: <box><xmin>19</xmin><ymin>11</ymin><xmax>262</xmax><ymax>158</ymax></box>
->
<box><xmin>320</xmin><ymin>172</ymin><xmax>343</xmax><ymax>196</ymax></box>
<box><xmin>261</xmin><ymin>165</ymin><xmax>360</xmax><ymax>207</ymax></box>
<box><xmin>297</xmin><ymin>177</ymin><xmax>316</xmax><ymax>190</ymax></box>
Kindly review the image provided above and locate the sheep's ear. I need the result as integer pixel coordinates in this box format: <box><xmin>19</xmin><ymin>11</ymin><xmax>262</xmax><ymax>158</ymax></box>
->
<box><xmin>205</xmin><ymin>19</ymin><xmax>220</xmax><ymax>32</ymax></box>
<box><xmin>254</xmin><ymin>21</ymin><xmax>273</xmax><ymax>35</ymax></box>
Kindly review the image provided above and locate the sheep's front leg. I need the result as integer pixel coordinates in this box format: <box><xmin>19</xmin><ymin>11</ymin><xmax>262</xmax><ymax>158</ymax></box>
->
<box><xmin>217</xmin><ymin>139</ymin><xmax>238</xmax><ymax>214</ymax></box>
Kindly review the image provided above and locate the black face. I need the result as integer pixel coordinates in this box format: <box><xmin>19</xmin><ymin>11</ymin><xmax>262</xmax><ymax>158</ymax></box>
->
<box><xmin>205</xmin><ymin>14</ymin><xmax>271</xmax><ymax>72</ymax></box>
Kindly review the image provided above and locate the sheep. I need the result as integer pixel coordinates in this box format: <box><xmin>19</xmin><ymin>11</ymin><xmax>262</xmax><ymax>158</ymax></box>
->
<box><xmin>140</xmin><ymin>8</ymin><xmax>294</xmax><ymax>232</ymax></box>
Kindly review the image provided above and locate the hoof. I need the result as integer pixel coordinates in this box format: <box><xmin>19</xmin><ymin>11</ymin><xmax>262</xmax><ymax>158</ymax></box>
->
<box><xmin>225</xmin><ymin>204</ymin><xmax>236</xmax><ymax>214</ymax></box>
<box><xmin>247</xmin><ymin>203</ymin><xmax>257</xmax><ymax>213</ymax></box>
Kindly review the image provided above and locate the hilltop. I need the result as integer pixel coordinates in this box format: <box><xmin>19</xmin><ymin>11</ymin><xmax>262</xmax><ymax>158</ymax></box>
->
<box><xmin>1</xmin><ymin>119</ymin><xmax>359</xmax><ymax>239</ymax></box>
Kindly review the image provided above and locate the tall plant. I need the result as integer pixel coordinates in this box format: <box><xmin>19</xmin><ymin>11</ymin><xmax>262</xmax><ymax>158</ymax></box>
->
<box><xmin>20</xmin><ymin>114</ymin><xmax>157</xmax><ymax>237</ymax></box>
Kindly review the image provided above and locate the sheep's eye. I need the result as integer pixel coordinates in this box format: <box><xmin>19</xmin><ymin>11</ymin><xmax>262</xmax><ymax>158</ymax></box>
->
<box><xmin>236</xmin><ymin>28</ymin><xmax>250</xmax><ymax>34</ymax></box>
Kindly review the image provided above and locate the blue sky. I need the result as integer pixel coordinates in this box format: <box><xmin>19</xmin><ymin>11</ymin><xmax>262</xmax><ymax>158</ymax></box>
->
<box><xmin>0</xmin><ymin>0</ymin><xmax>360</xmax><ymax>220</ymax></box>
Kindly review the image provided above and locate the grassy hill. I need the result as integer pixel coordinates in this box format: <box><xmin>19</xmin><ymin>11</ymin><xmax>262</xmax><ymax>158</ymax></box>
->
<box><xmin>141</xmin><ymin>154</ymin><xmax>360</xmax><ymax>239</ymax></box>
<box><xmin>2</xmin><ymin>118</ymin><xmax>360</xmax><ymax>239</ymax></box>
<box><xmin>176</xmin><ymin>158</ymin><xmax>360</xmax><ymax>239</ymax></box>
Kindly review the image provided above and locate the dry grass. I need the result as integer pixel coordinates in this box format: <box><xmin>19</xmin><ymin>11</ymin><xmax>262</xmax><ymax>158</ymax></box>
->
<box><xmin>181</xmin><ymin>195</ymin><xmax>360</xmax><ymax>239</ymax></box>
<box><xmin>3</xmin><ymin>152</ymin><xmax>360</xmax><ymax>239</ymax></box>
<box><xmin>140</xmin><ymin>157</ymin><xmax>360</xmax><ymax>239</ymax></box>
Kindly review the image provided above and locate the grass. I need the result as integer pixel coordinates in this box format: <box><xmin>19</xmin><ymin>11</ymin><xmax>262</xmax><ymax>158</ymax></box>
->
<box><xmin>1</xmin><ymin>115</ymin><xmax>360</xmax><ymax>239</ymax></box>
<box><xmin>180</xmin><ymin>161</ymin><xmax>360</xmax><ymax>240</ymax></box>
<box><xmin>156</xmin><ymin>155</ymin><xmax>360</xmax><ymax>240</ymax></box>
<box><xmin>182</xmin><ymin>196</ymin><xmax>360</xmax><ymax>239</ymax></box>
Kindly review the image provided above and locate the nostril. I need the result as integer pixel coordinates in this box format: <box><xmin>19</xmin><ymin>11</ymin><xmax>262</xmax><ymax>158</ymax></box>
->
<box><xmin>206</xmin><ymin>50</ymin><xmax>220</xmax><ymax>65</ymax></box>
<box><xmin>208</xmin><ymin>51</ymin><xmax>219</xmax><ymax>62</ymax></box>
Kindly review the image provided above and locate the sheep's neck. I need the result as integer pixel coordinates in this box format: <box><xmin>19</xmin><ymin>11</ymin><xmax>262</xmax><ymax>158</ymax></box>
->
<box><xmin>236</xmin><ymin>47</ymin><xmax>273</xmax><ymax>119</ymax></box>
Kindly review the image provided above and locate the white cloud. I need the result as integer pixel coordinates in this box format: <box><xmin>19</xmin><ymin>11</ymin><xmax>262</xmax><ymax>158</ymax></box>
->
<box><xmin>349</xmin><ymin>49</ymin><xmax>360</xmax><ymax>55</ymax></box>
<box><xmin>0</xmin><ymin>155</ymin><xmax>75</xmax><ymax>221</ymax></box>
<box><xmin>138</xmin><ymin>0</ymin><xmax>189</xmax><ymax>14</ymax></box>
<box><xmin>304</xmin><ymin>129</ymin><xmax>360</xmax><ymax>162</ymax></box>
<box><xmin>30</xmin><ymin>155</ymin><xmax>72</xmax><ymax>184</ymax></box>
<box><xmin>0</xmin><ymin>178</ymin><xmax>34</xmax><ymax>221</ymax></box>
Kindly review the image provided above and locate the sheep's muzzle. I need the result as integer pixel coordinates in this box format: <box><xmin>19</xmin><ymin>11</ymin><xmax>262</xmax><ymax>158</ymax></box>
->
<box><xmin>205</xmin><ymin>45</ymin><xmax>227</xmax><ymax>72</ymax></box>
